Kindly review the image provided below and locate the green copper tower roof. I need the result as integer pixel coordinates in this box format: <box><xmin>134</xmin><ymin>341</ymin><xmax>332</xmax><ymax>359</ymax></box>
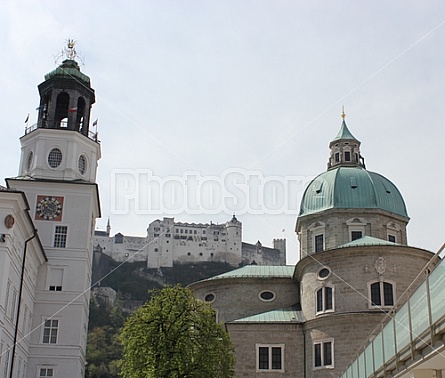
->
<box><xmin>44</xmin><ymin>59</ymin><xmax>91</xmax><ymax>86</ymax></box>
<box><xmin>330</xmin><ymin>120</ymin><xmax>360</xmax><ymax>146</ymax></box>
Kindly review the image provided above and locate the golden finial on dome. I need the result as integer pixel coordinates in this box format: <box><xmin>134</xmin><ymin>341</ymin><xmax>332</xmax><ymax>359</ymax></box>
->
<box><xmin>341</xmin><ymin>106</ymin><xmax>346</xmax><ymax>120</ymax></box>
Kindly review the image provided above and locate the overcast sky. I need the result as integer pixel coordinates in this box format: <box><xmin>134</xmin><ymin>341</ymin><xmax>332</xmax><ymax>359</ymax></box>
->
<box><xmin>1</xmin><ymin>1</ymin><xmax>445</xmax><ymax>265</ymax></box>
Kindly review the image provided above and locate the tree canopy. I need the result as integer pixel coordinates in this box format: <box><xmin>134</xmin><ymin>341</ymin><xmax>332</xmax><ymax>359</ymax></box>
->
<box><xmin>119</xmin><ymin>285</ymin><xmax>235</xmax><ymax>378</ymax></box>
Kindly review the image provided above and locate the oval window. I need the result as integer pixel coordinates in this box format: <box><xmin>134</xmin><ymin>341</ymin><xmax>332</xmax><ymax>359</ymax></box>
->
<box><xmin>78</xmin><ymin>154</ymin><xmax>87</xmax><ymax>175</ymax></box>
<box><xmin>318</xmin><ymin>268</ymin><xmax>331</xmax><ymax>279</ymax></box>
<box><xmin>259</xmin><ymin>291</ymin><xmax>275</xmax><ymax>302</ymax></box>
<box><xmin>204</xmin><ymin>293</ymin><xmax>215</xmax><ymax>302</ymax></box>
<box><xmin>48</xmin><ymin>148</ymin><xmax>63</xmax><ymax>168</ymax></box>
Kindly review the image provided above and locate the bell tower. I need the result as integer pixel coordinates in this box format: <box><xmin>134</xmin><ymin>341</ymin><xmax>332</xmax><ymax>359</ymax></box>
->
<box><xmin>18</xmin><ymin>40</ymin><xmax>100</xmax><ymax>183</ymax></box>
<box><xmin>6</xmin><ymin>41</ymin><xmax>101</xmax><ymax>378</ymax></box>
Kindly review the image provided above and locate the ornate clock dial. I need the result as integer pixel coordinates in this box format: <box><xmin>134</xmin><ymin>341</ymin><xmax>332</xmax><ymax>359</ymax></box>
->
<box><xmin>35</xmin><ymin>196</ymin><xmax>63</xmax><ymax>221</ymax></box>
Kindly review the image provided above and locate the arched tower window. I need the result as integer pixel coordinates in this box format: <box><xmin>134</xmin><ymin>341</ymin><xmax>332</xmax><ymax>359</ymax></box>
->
<box><xmin>369</xmin><ymin>280</ymin><xmax>395</xmax><ymax>308</ymax></box>
<box><xmin>40</xmin><ymin>95</ymin><xmax>50</xmax><ymax>127</ymax></box>
<box><xmin>76</xmin><ymin>97</ymin><xmax>86</xmax><ymax>133</ymax></box>
<box><xmin>315</xmin><ymin>286</ymin><xmax>334</xmax><ymax>314</ymax></box>
<box><xmin>55</xmin><ymin>92</ymin><xmax>70</xmax><ymax>128</ymax></box>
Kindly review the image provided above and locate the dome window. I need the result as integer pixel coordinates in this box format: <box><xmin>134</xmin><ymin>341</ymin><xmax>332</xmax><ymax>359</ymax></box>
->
<box><xmin>259</xmin><ymin>290</ymin><xmax>276</xmax><ymax>302</ymax></box>
<box><xmin>314</xmin><ymin>234</ymin><xmax>324</xmax><ymax>252</ymax></box>
<box><xmin>351</xmin><ymin>231</ymin><xmax>363</xmax><ymax>241</ymax></box>
<box><xmin>205</xmin><ymin>293</ymin><xmax>215</xmax><ymax>302</ymax></box>
<box><xmin>388</xmin><ymin>234</ymin><xmax>396</xmax><ymax>243</ymax></box>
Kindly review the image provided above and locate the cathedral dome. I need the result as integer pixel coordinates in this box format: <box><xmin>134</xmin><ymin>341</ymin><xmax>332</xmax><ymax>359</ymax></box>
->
<box><xmin>299</xmin><ymin>165</ymin><xmax>409</xmax><ymax>218</ymax></box>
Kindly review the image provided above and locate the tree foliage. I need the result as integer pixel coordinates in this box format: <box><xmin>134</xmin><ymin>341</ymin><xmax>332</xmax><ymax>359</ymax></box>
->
<box><xmin>119</xmin><ymin>285</ymin><xmax>235</xmax><ymax>378</ymax></box>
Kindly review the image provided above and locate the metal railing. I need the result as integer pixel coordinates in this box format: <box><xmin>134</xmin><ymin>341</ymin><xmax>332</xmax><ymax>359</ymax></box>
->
<box><xmin>24</xmin><ymin>121</ymin><xmax>99</xmax><ymax>142</ymax></box>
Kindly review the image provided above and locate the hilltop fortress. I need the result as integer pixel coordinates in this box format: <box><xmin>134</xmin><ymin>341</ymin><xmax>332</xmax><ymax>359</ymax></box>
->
<box><xmin>94</xmin><ymin>215</ymin><xmax>286</xmax><ymax>268</ymax></box>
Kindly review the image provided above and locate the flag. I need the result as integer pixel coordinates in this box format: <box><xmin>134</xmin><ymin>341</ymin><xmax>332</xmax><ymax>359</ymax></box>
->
<box><xmin>68</xmin><ymin>107</ymin><xmax>77</xmax><ymax>113</ymax></box>
<box><xmin>93</xmin><ymin>119</ymin><xmax>98</xmax><ymax>127</ymax></box>
<box><xmin>24</xmin><ymin>113</ymin><xmax>29</xmax><ymax>123</ymax></box>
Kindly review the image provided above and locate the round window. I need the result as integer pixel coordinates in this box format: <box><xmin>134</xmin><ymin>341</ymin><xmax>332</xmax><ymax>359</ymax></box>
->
<box><xmin>259</xmin><ymin>291</ymin><xmax>275</xmax><ymax>302</ymax></box>
<box><xmin>204</xmin><ymin>293</ymin><xmax>215</xmax><ymax>302</ymax></box>
<box><xmin>318</xmin><ymin>267</ymin><xmax>331</xmax><ymax>279</ymax></box>
<box><xmin>78</xmin><ymin>155</ymin><xmax>87</xmax><ymax>175</ymax></box>
<box><xmin>26</xmin><ymin>151</ymin><xmax>33</xmax><ymax>171</ymax></box>
<box><xmin>48</xmin><ymin>148</ymin><xmax>62</xmax><ymax>168</ymax></box>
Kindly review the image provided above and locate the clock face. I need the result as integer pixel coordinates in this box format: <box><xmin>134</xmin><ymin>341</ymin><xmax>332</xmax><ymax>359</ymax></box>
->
<box><xmin>35</xmin><ymin>196</ymin><xmax>64</xmax><ymax>221</ymax></box>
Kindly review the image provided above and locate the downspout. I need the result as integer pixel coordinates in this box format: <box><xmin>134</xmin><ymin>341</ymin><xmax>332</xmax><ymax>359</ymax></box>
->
<box><xmin>9</xmin><ymin>229</ymin><xmax>37</xmax><ymax>378</ymax></box>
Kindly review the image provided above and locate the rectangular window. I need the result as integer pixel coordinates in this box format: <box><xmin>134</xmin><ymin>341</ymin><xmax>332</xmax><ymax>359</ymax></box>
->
<box><xmin>49</xmin><ymin>268</ymin><xmax>63</xmax><ymax>291</ymax></box>
<box><xmin>314</xmin><ymin>343</ymin><xmax>322</xmax><ymax>367</ymax></box>
<box><xmin>256</xmin><ymin>344</ymin><xmax>284</xmax><ymax>372</ymax></box>
<box><xmin>335</xmin><ymin>152</ymin><xmax>340</xmax><ymax>163</ymax></box>
<box><xmin>39</xmin><ymin>368</ymin><xmax>54</xmax><ymax>377</ymax></box>
<box><xmin>271</xmin><ymin>347</ymin><xmax>282</xmax><ymax>370</ymax></box>
<box><xmin>53</xmin><ymin>226</ymin><xmax>67</xmax><ymax>248</ymax></box>
<box><xmin>351</xmin><ymin>231</ymin><xmax>363</xmax><ymax>241</ymax></box>
<box><xmin>344</xmin><ymin>151</ymin><xmax>351</xmax><ymax>161</ymax></box>
<box><xmin>314</xmin><ymin>340</ymin><xmax>333</xmax><ymax>368</ymax></box>
<box><xmin>42</xmin><ymin>319</ymin><xmax>59</xmax><ymax>344</ymax></box>
<box><xmin>314</xmin><ymin>234</ymin><xmax>324</xmax><ymax>252</ymax></box>
<box><xmin>258</xmin><ymin>347</ymin><xmax>268</xmax><ymax>370</ymax></box>
<box><xmin>388</xmin><ymin>234</ymin><xmax>396</xmax><ymax>243</ymax></box>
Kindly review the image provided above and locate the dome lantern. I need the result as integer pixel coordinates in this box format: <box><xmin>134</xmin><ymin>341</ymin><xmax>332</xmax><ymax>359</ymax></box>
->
<box><xmin>327</xmin><ymin>110</ymin><xmax>365</xmax><ymax>169</ymax></box>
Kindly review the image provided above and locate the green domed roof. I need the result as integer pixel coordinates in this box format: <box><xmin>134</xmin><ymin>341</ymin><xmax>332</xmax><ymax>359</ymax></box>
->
<box><xmin>299</xmin><ymin>166</ymin><xmax>409</xmax><ymax>218</ymax></box>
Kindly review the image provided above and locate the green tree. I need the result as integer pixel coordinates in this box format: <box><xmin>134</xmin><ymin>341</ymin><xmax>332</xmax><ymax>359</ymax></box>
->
<box><xmin>119</xmin><ymin>285</ymin><xmax>235</xmax><ymax>378</ymax></box>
